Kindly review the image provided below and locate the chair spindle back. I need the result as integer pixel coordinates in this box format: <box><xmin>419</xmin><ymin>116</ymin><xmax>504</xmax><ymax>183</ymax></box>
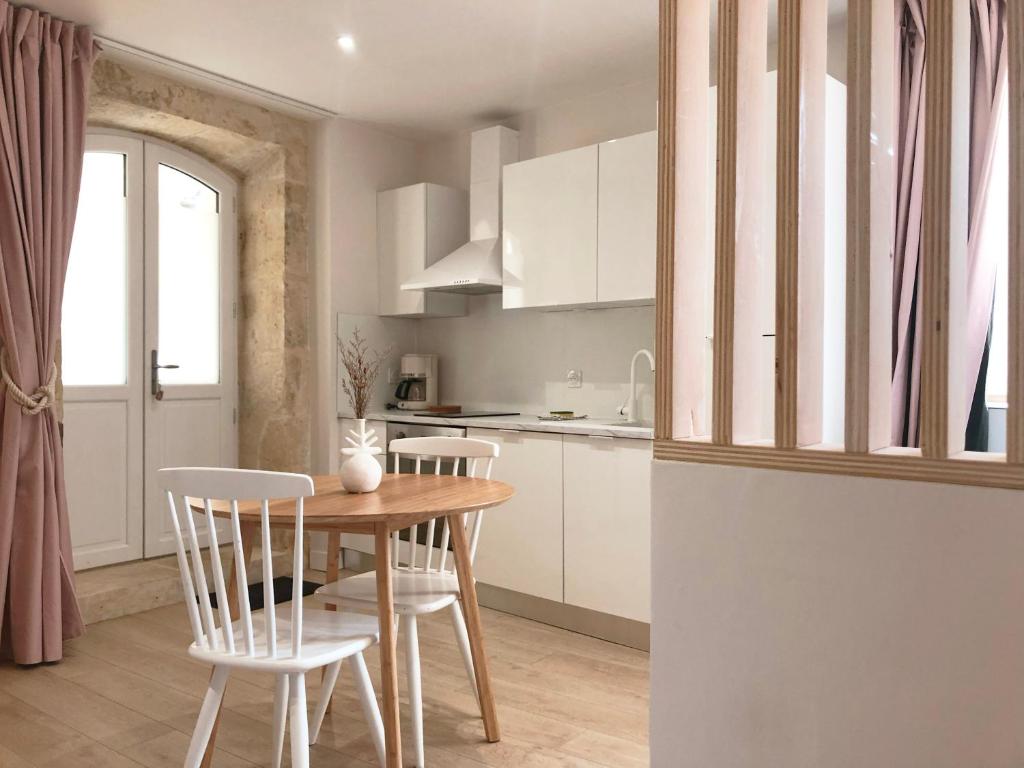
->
<box><xmin>387</xmin><ymin>437</ymin><xmax>499</xmax><ymax>574</ymax></box>
<box><xmin>158</xmin><ymin>467</ymin><xmax>315</xmax><ymax>660</ymax></box>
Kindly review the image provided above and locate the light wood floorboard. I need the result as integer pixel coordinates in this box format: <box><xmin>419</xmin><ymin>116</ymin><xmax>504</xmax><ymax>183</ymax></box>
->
<box><xmin>0</xmin><ymin>597</ymin><xmax>649</xmax><ymax>767</ymax></box>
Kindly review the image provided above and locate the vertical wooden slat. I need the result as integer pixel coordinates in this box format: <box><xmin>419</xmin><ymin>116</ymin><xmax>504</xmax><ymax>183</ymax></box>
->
<box><xmin>655</xmin><ymin>0</ymin><xmax>677</xmax><ymax>440</ymax></box>
<box><xmin>921</xmin><ymin>0</ymin><xmax>970</xmax><ymax>458</ymax></box>
<box><xmin>845</xmin><ymin>0</ymin><xmax>896</xmax><ymax>453</ymax></box>
<box><xmin>712</xmin><ymin>0</ymin><xmax>738</xmax><ymax>444</ymax></box>
<box><xmin>776</xmin><ymin>0</ymin><xmax>828</xmax><ymax>449</ymax></box>
<box><xmin>713</xmin><ymin>0</ymin><xmax>768</xmax><ymax>444</ymax></box>
<box><xmin>1009</xmin><ymin>1</ymin><xmax>1024</xmax><ymax>462</ymax></box>
<box><xmin>663</xmin><ymin>0</ymin><xmax>711</xmax><ymax>439</ymax></box>
<box><xmin>775</xmin><ymin>0</ymin><xmax>799</xmax><ymax>448</ymax></box>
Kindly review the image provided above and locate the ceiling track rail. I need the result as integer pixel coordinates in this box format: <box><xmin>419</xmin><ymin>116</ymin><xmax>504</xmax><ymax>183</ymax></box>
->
<box><xmin>95</xmin><ymin>35</ymin><xmax>338</xmax><ymax>120</ymax></box>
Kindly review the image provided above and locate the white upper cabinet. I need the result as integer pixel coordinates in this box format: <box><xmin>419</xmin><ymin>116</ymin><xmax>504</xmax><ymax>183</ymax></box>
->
<box><xmin>597</xmin><ymin>131</ymin><xmax>657</xmax><ymax>303</ymax></box>
<box><xmin>501</xmin><ymin>132</ymin><xmax>656</xmax><ymax>310</ymax></box>
<box><xmin>378</xmin><ymin>182</ymin><xmax>467</xmax><ymax>317</ymax></box>
<box><xmin>502</xmin><ymin>145</ymin><xmax>599</xmax><ymax>309</ymax></box>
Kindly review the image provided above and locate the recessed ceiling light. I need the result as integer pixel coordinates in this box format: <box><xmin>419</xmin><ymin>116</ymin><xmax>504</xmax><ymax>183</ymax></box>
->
<box><xmin>336</xmin><ymin>34</ymin><xmax>356</xmax><ymax>53</ymax></box>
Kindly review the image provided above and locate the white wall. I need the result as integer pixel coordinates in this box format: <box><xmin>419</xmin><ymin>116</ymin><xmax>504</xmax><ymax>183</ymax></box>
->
<box><xmin>416</xmin><ymin>77</ymin><xmax>657</xmax><ymax>187</ymax></box>
<box><xmin>312</xmin><ymin>117</ymin><xmax>422</xmax><ymax>472</ymax></box>
<box><xmin>651</xmin><ymin>461</ymin><xmax>1024</xmax><ymax>767</ymax></box>
<box><xmin>325</xmin><ymin>121</ymin><xmax>422</xmax><ymax>315</ymax></box>
<box><xmin>417</xmin><ymin>294</ymin><xmax>655</xmax><ymax>419</ymax></box>
<box><xmin>330</xmin><ymin>296</ymin><xmax>655</xmax><ymax>425</ymax></box>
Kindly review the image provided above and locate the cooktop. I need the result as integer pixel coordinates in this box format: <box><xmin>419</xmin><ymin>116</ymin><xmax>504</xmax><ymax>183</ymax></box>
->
<box><xmin>413</xmin><ymin>411</ymin><xmax>520</xmax><ymax>418</ymax></box>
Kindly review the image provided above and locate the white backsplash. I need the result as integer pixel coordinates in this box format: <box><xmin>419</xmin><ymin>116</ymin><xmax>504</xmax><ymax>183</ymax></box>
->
<box><xmin>338</xmin><ymin>295</ymin><xmax>655</xmax><ymax>421</ymax></box>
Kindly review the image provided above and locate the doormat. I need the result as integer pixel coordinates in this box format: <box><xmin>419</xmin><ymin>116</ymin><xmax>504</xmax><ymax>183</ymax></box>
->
<box><xmin>209</xmin><ymin>577</ymin><xmax>320</xmax><ymax>611</ymax></box>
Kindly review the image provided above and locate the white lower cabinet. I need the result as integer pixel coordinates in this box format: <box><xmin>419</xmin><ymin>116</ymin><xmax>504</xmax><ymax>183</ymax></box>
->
<box><xmin>563</xmin><ymin>435</ymin><xmax>651</xmax><ymax>623</ymax></box>
<box><xmin>467</xmin><ymin>428</ymin><xmax>564</xmax><ymax>602</ymax></box>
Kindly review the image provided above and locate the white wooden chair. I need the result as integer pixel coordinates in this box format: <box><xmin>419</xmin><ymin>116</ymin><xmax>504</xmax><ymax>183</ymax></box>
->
<box><xmin>315</xmin><ymin>436</ymin><xmax>499</xmax><ymax>768</ymax></box>
<box><xmin>158</xmin><ymin>467</ymin><xmax>386</xmax><ymax>768</ymax></box>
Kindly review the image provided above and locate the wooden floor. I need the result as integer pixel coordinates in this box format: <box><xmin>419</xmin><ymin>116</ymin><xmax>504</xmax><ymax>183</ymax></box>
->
<box><xmin>0</xmin><ymin>598</ymin><xmax>649</xmax><ymax>767</ymax></box>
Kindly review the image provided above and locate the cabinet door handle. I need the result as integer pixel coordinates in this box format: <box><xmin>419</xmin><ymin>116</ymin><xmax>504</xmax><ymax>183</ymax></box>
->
<box><xmin>498</xmin><ymin>428</ymin><xmax>521</xmax><ymax>434</ymax></box>
<box><xmin>588</xmin><ymin>434</ymin><xmax>614</xmax><ymax>441</ymax></box>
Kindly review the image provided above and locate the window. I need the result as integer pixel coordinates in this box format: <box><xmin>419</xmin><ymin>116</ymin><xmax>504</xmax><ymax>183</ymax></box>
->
<box><xmin>62</xmin><ymin>152</ymin><xmax>128</xmax><ymax>386</ymax></box>
<box><xmin>156</xmin><ymin>163</ymin><xmax>221</xmax><ymax>385</ymax></box>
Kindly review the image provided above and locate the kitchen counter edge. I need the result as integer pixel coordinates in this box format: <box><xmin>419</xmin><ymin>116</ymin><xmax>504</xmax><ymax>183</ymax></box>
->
<box><xmin>350</xmin><ymin>412</ymin><xmax>654</xmax><ymax>440</ymax></box>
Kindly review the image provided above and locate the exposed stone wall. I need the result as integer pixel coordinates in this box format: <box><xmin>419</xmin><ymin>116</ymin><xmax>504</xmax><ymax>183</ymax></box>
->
<box><xmin>87</xmin><ymin>58</ymin><xmax>312</xmax><ymax>473</ymax></box>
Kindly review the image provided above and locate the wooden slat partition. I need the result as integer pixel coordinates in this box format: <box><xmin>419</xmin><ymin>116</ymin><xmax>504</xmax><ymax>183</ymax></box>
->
<box><xmin>655</xmin><ymin>0</ymin><xmax>1024</xmax><ymax>489</ymax></box>
<box><xmin>655</xmin><ymin>438</ymin><xmax>1024</xmax><ymax>490</ymax></box>
<box><xmin>845</xmin><ymin>0</ymin><xmax>895</xmax><ymax>453</ymax></box>
<box><xmin>712</xmin><ymin>0</ymin><xmax>768</xmax><ymax>444</ymax></box>
<box><xmin>920</xmin><ymin>0</ymin><xmax>970</xmax><ymax>459</ymax></box>
<box><xmin>775</xmin><ymin>0</ymin><xmax>828</xmax><ymax>448</ymax></box>
<box><xmin>1009</xmin><ymin>1</ymin><xmax>1024</xmax><ymax>463</ymax></box>
<box><xmin>662</xmin><ymin>0</ymin><xmax>711</xmax><ymax>439</ymax></box>
<box><xmin>655</xmin><ymin>0</ymin><xmax>676</xmax><ymax>441</ymax></box>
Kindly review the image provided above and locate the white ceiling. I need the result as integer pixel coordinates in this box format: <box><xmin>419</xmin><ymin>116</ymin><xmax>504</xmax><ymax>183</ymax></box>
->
<box><xmin>24</xmin><ymin>0</ymin><xmax>659</xmax><ymax>136</ymax></box>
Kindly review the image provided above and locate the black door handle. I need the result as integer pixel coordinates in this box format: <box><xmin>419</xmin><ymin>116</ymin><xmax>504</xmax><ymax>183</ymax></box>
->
<box><xmin>151</xmin><ymin>350</ymin><xmax>180</xmax><ymax>400</ymax></box>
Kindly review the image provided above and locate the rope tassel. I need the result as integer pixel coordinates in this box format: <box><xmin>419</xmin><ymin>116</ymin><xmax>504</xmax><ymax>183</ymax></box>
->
<box><xmin>0</xmin><ymin>346</ymin><xmax>57</xmax><ymax>415</ymax></box>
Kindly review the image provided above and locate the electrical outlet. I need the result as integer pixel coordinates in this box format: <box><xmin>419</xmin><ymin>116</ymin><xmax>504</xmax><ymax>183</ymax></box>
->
<box><xmin>567</xmin><ymin>369</ymin><xmax>582</xmax><ymax>389</ymax></box>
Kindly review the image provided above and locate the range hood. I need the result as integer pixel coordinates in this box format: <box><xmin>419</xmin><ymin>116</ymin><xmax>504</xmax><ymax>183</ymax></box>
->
<box><xmin>400</xmin><ymin>237</ymin><xmax>502</xmax><ymax>294</ymax></box>
<box><xmin>401</xmin><ymin>126</ymin><xmax>519</xmax><ymax>295</ymax></box>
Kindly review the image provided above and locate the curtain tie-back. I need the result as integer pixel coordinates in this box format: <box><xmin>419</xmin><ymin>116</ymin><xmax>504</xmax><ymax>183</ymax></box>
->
<box><xmin>0</xmin><ymin>344</ymin><xmax>57</xmax><ymax>415</ymax></box>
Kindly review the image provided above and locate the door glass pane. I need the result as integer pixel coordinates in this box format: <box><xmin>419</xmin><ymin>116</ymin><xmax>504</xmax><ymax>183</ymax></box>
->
<box><xmin>157</xmin><ymin>163</ymin><xmax>220</xmax><ymax>385</ymax></box>
<box><xmin>62</xmin><ymin>151</ymin><xmax>128</xmax><ymax>386</ymax></box>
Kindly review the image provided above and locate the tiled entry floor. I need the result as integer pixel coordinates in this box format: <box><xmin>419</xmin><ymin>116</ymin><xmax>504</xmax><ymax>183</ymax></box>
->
<box><xmin>75</xmin><ymin>548</ymin><xmax>287</xmax><ymax>625</ymax></box>
<box><xmin>0</xmin><ymin>598</ymin><xmax>650</xmax><ymax>767</ymax></box>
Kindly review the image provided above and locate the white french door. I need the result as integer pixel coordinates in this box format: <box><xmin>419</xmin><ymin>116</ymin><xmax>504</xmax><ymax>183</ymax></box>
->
<box><xmin>141</xmin><ymin>143</ymin><xmax>237</xmax><ymax>557</ymax></box>
<box><xmin>142</xmin><ymin>143</ymin><xmax>238</xmax><ymax>557</ymax></box>
<box><xmin>62</xmin><ymin>135</ymin><xmax>145</xmax><ymax>569</ymax></box>
<box><xmin>63</xmin><ymin>132</ymin><xmax>238</xmax><ymax>568</ymax></box>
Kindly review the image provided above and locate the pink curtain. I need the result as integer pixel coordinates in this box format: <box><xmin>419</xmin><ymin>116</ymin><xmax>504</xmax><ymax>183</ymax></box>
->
<box><xmin>0</xmin><ymin>1</ymin><xmax>97</xmax><ymax>664</ymax></box>
<box><xmin>965</xmin><ymin>0</ymin><xmax>1007</xmax><ymax>414</ymax></box>
<box><xmin>891</xmin><ymin>0</ymin><xmax>927</xmax><ymax>447</ymax></box>
<box><xmin>891</xmin><ymin>0</ymin><xmax>1008</xmax><ymax>447</ymax></box>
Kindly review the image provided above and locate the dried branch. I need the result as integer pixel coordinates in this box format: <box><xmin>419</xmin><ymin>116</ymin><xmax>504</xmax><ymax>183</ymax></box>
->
<box><xmin>338</xmin><ymin>327</ymin><xmax>392</xmax><ymax>419</ymax></box>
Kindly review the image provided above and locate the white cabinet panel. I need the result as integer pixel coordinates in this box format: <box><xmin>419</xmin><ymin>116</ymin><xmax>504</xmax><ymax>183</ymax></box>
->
<box><xmin>502</xmin><ymin>145</ymin><xmax>599</xmax><ymax>309</ymax></box>
<box><xmin>597</xmin><ymin>131</ymin><xmax>657</xmax><ymax>303</ymax></box>
<box><xmin>468</xmin><ymin>428</ymin><xmax>564</xmax><ymax>602</ymax></box>
<box><xmin>378</xmin><ymin>185</ymin><xmax>425</xmax><ymax>318</ymax></box>
<box><xmin>563</xmin><ymin>435</ymin><xmax>651</xmax><ymax>622</ymax></box>
<box><xmin>378</xmin><ymin>183</ymin><xmax>467</xmax><ymax>318</ymax></box>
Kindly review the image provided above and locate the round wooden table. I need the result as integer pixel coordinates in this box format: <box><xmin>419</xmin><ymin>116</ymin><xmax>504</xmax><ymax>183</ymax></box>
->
<box><xmin>201</xmin><ymin>473</ymin><xmax>515</xmax><ymax>768</ymax></box>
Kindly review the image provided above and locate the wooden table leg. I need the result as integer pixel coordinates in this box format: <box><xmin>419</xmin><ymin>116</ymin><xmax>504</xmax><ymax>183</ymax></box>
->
<box><xmin>375</xmin><ymin>522</ymin><xmax>403</xmax><ymax>768</ymax></box>
<box><xmin>201</xmin><ymin>521</ymin><xmax>257</xmax><ymax>768</ymax></box>
<box><xmin>447</xmin><ymin>513</ymin><xmax>500</xmax><ymax>742</ymax></box>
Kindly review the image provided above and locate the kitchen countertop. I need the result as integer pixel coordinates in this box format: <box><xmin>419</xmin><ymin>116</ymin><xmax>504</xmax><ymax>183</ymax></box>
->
<box><xmin>362</xmin><ymin>411</ymin><xmax>654</xmax><ymax>440</ymax></box>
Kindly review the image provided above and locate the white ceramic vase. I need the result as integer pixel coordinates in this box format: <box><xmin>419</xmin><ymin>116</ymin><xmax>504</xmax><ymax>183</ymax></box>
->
<box><xmin>339</xmin><ymin>418</ymin><xmax>383</xmax><ymax>493</ymax></box>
